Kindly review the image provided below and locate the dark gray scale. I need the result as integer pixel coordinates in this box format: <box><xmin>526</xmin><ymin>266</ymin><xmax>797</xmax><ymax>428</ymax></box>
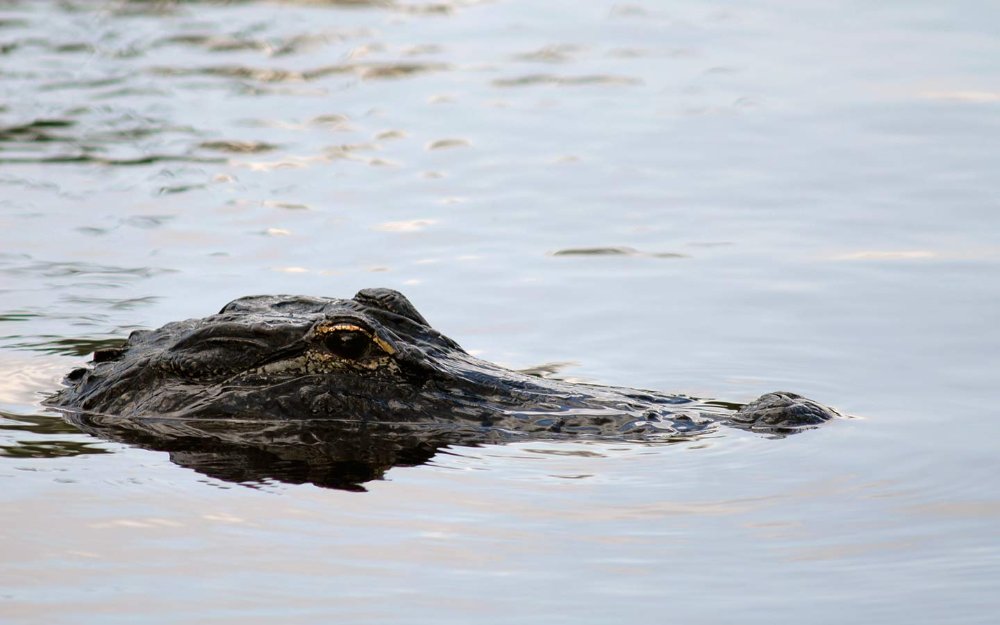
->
<box><xmin>46</xmin><ymin>287</ymin><xmax>842</xmax><ymax>477</ymax></box>
<box><xmin>353</xmin><ymin>288</ymin><xmax>430</xmax><ymax>326</ymax></box>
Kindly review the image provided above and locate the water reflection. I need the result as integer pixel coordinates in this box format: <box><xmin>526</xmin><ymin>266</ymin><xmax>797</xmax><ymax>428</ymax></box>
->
<box><xmin>6</xmin><ymin>336</ymin><xmax>126</xmax><ymax>357</ymax></box>
<box><xmin>0</xmin><ymin>113</ymin><xmax>218</xmax><ymax>165</ymax></box>
<box><xmin>0</xmin><ymin>411</ymin><xmax>110</xmax><ymax>458</ymax></box>
<box><xmin>61</xmin><ymin>413</ymin><xmax>505</xmax><ymax>491</ymax></box>
<box><xmin>56</xmin><ymin>410</ymin><xmax>716</xmax><ymax>492</ymax></box>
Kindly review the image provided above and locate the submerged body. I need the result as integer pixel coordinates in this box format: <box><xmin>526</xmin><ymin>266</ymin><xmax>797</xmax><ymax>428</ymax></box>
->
<box><xmin>49</xmin><ymin>288</ymin><xmax>839</xmax><ymax>438</ymax></box>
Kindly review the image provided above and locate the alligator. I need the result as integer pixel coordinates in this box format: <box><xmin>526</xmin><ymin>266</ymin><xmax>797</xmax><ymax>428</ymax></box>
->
<box><xmin>47</xmin><ymin>288</ymin><xmax>840</xmax><ymax>489</ymax></box>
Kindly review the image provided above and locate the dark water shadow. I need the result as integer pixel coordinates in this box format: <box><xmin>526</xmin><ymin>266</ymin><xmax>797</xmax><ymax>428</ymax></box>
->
<box><xmin>55</xmin><ymin>411</ymin><xmax>702</xmax><ymax>492</ymax></box>
<box><xmin>60</xmin><ymin>412</ymin><xmax>503</xmax><ymax>492</ymax></box>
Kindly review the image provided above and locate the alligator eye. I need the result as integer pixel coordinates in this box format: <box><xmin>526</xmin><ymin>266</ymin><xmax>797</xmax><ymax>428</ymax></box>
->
<box><xmin>324</xmin><ymin>330</ymin><xmax>372</xmax><ymax>360</ymax></box>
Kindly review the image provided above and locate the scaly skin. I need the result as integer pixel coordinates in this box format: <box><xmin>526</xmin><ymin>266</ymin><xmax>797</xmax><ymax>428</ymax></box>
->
<box><xmin>48</xmin><ymin>288</ymin><xmax>840</xmax><ymax>437</ymax></box>
<box><xmin>47</xmin><ymin>289</ymin><xmax>841</xmax><ymax>489</ymax></box>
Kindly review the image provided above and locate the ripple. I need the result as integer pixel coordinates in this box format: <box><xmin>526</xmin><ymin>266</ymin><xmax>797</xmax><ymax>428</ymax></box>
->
<box><xmin>376</xmin><ymin>129</ymin><xmax>408</xmax><ymax>140</ymax></box>
<box><xmin>0</xmin><ymin>38</ymin><xmax>96</xmax><ymax>58</ymax></box>
<box><xmin>551</xmin><ymin>247</ymin><xmax>686</xmax><ymax>259</ymax></box>
<box><xmin>199</xmin><ymin>140</ymin><xmax>280</xmax><ymax>154</ymax></box>
<box><xmin>310</xmin><ymin>113</ymin><xmax>352</xmax><ymax>129</ymax></box>
<box><xmin>122</xmin><ymin>215</ymin><xmax>175</xmax><ymax>229</ymax></box>
<box><xmin>74</xmin><ymin>216</ymin><xmax>183</xmax><ymax>236</ymax></box>
<box><xmin>0</xmin><ymin>119</ymin><xmax>75</xmax><ymax>143</ymax></box>
<box><xmin>553</xmin><ymin>247</ymin><xmax>637</xmax><ymax>256</ymax></box>
<box><xmin>152</xmin><ymin>31</ymin><xmax>353</xmax><ymax>57</ymax></box>
<box><xmin>512</xmin><ymin>45</ymin><xmax>583</xmax><ymax>64</ymax></box>
<box><xmin>262</xmin><ymin>200</ymin><xmax>310</xmax><ymax>210</ymax></box>
<box><xmin>0</xmin><ymin>154</ymin><xmax>224</xmax><ymax>166</ymax></box>
<box><xmin>39</xmin><ymin>75</ymin><xmax>130</xmax><ymax>92</ymax></box>
<box><xmin>374</xmin><ymin>219</ymin><xmax>436</xmax><ymax>232</ymax></box>
<box><xmin>151</xmin><ymin>65</ymin><xmax>308</xmax><ymax>83</ymax></box>
<box><xmin>151</xmin><ymin>61</ymin><xmax>448</xmax><ymax>83</ymax></box>
<box><xmin>0</xmin><ymin>111</ymin><xmax>212</xmax><ymax>166</ymax></box>
<box><xmin>426</xmin><ymin>138</ymin><xmax>470</xmax><ymax>151</ymax></box>
<box><xmin>0</xmin><ymin>19</ymin><xmax>30</xmax><ymax>30</ymax></box>
<box><xmin>5</xmin><ymin>336</ymin><xmax>126</xmax><ymax>357</ymax></box>
<box><xmin>493</xmin><ymin>74</ymin><xmax>642</xmax><ymax>88</ymax></box>
<box><xmin>0</xmin><ymin>258</ymin><xmax>176</xmax><ymax>282</ymax></box>
<box><xmin>0</xmin><ymin>439</ymin><xmax>111</xmax><ymax>459</ymax></box>
<box><xmin>232</xmin><ymin>155</ymin><xmax>325</xmax><ymax>171</ymax></box>
<box><xmin>0</xmin><ymin>409</ymin><xmax>111</xmax><ymax>460</ymax></box>
<box><xmin>225</xmin><ymin>199</ymin><xmax>311</xmax><ymax>211</ymax></box>
<box><xmin>0</xmin><ymin>312</ymin><xmax>38</xmax><ymax>323</ymax></box>
<box><xmin>157</xmin><ymin>183</ymin><xmax>207</xmax><ymax>195</ymax></box>
<box><xmin>62</xmin><ymin>295</ymin><xmax>161</xmax><ymax>310</ymax></box>
<box><xmin>606</xmin><ymin>47</ymin><xmax>696</xmax><ymax>59</ymax></box>
<box><xmin>345</xmin><ymin>61</ymin><xmax>450</xmax><ymax>80</ymax></box>
<box><xmin>116</xmin><ymin>0</ymin><xmax>475</xmax><ymax>14</ymax></box>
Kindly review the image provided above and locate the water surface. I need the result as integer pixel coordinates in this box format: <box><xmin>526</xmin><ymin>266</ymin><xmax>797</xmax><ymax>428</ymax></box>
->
<box><xmin>1</xmin><ymin>1</ymin><xmax>999</xmax><ymax>623</ymax></box>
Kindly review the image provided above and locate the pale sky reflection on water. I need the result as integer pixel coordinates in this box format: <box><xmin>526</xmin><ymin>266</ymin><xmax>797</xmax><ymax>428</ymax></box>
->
<box><xmin>0</xmin><ymin>0</ymin><xmax>999</xmax><ymax>623</ymax></box>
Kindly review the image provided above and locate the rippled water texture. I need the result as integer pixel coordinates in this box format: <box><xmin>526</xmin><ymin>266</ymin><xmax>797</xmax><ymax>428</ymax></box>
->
<box><xmin>2</xmin><ymin>1</ymin><xmax>999</xmax><ymax>623</ymax></box>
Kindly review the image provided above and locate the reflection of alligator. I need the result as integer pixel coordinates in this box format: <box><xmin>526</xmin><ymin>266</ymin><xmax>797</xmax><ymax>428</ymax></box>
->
<box><xmin>48</xmin><ymin>289</ymin><xmax>840</xmax><ymax>490</ymax></box>
<box><xmin>63</xmin><ymin>415</ymin><xmax>475</xmax><ymax>492</ymax></box>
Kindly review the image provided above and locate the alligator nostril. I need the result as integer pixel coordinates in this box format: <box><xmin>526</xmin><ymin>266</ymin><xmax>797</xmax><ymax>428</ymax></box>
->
<box><xmin>324</xmin><ymin>330</ymin><xmax>371</xmax><ymax>360</ymax></box>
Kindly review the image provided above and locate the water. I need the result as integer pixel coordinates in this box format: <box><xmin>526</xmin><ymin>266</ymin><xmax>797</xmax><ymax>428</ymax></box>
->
<box><xmin>2</xmin><ymin>0</ymin><xmax>999</xmax><ymax>622</ymax></box>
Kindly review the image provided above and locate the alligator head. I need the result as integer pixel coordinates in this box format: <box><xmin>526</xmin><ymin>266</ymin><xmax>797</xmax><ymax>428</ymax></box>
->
<box><xmin>49</xmin><ymin>288</ymin><xmax>839</xmax><ymax>435</ymax></box>
<box><xmin>46</xmin><ymin>289</ymin><xmax>840</xmax><ymax>489</ymax></box>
